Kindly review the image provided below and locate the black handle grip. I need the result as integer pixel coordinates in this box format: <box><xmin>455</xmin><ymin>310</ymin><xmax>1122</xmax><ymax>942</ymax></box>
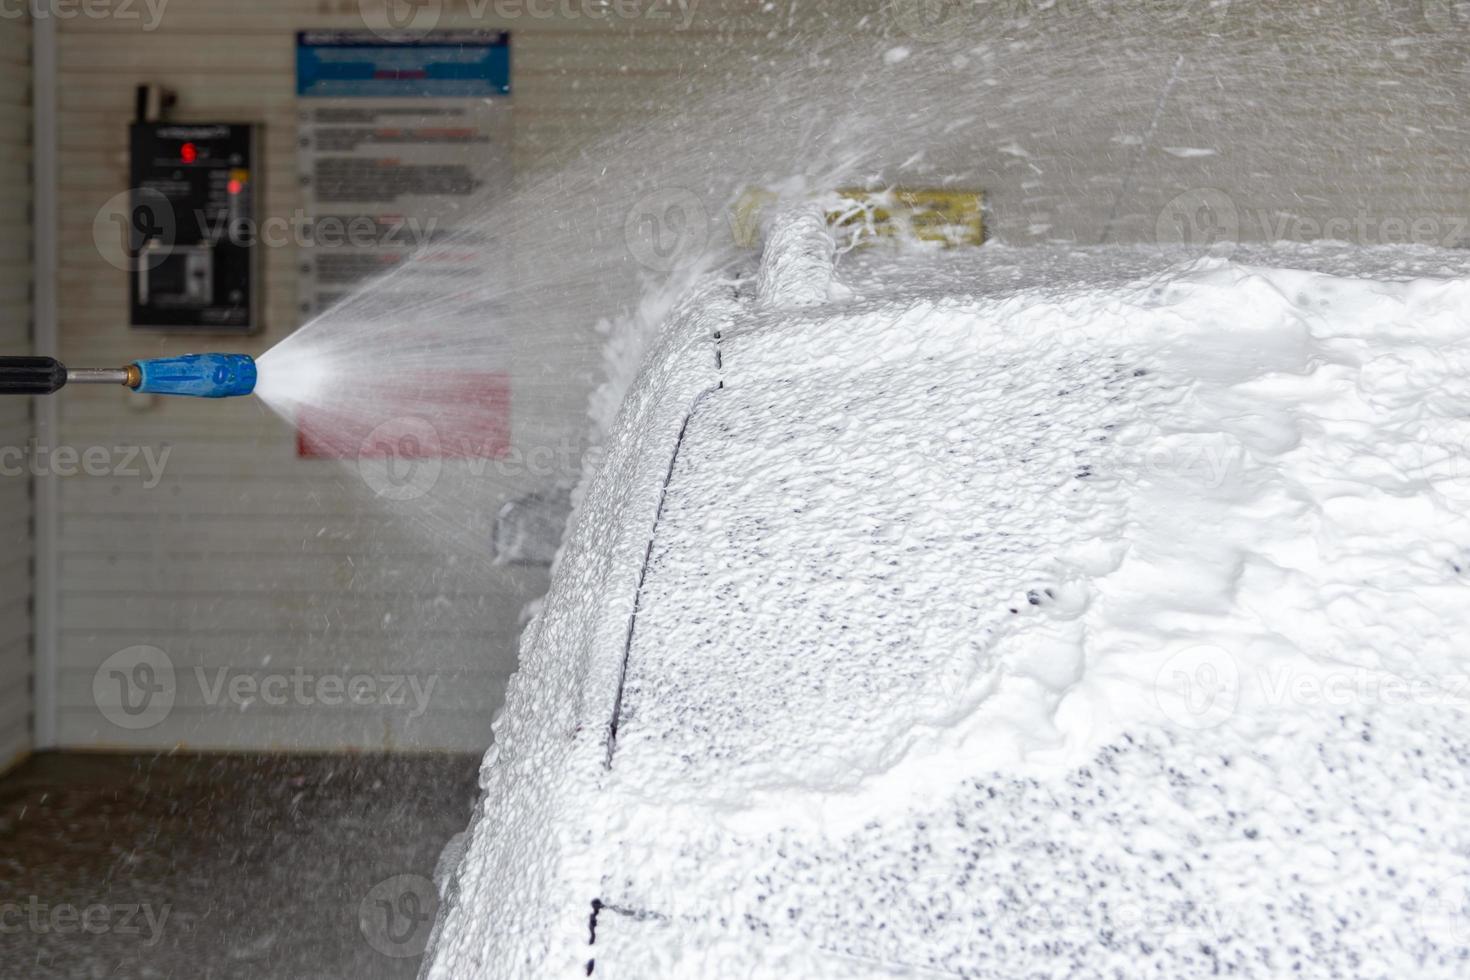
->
<box><xmin>0</xmin><ymin>356</ymin><xmax>67</xmax><ymax>395</ymax></box>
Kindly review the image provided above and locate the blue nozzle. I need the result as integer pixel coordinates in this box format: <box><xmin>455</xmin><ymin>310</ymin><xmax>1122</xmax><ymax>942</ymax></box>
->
<box><xmin>132</xmin><ymin>354</ymin><xmax>256</xmax><ymax>399</ymax></box>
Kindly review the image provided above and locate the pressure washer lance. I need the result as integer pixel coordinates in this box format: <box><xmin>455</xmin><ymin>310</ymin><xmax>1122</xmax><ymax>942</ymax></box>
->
<box><xmin>0</xmin><ymin>354</ymin><xmax>256</xmax><ymax>399</ymax></box>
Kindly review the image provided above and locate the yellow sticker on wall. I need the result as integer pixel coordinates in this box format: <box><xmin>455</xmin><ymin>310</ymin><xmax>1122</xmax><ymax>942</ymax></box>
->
<box><xmin>830</xmin><ymin>188</ymin><xmax>986</xmax><ymax>247</ymax></box>
<box><xmin>729</xmin><ymin>186</ymin><xmax>987</xmax><ymax>249</ymax></box>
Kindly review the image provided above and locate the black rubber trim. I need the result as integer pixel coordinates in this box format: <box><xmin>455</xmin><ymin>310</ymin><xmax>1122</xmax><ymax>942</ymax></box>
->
<box><xmin>585</xmin><ymin>899</ymin><xmax>667</xmax><ymax>975</ymax></box>
<box><xmin>604</xmin><ymin>328</ymin><xmax>726</xmax><ymax>768</ymax></box>
<box><xmin>605</xmin><ymin>382</ymin><xmax>720</xmax><ymax>769</ymax></box>
<box><xmin>585</xmin><ymin>899</ymin><xmax>602</xmax><ymax>975</ymax></box>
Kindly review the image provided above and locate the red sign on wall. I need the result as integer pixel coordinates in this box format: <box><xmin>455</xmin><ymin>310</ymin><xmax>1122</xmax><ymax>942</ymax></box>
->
<box><xmin>297</xmin><ymin>372</ymin><xmax>511</xmax><ymax>461</ymax></box>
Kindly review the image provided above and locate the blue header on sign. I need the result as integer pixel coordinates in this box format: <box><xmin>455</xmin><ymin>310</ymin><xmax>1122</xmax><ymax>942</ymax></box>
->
<box><xmin>297</xmin><ymin>31</ymin><xmax>511</xmax><ymax>98</ymax></box>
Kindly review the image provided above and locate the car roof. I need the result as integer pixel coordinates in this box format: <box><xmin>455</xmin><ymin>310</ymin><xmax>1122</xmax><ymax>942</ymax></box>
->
<box><xmin>427</xmin><ymin>230</ymin><xmax>1470</xmax><ymax>979</ymax></box>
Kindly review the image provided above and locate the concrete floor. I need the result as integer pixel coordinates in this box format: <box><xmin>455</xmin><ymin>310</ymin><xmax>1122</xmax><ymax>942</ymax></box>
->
<box><xmin>0</xmin><ymin>752</ymin><xmax>480</xmax><ymax>979</ymax></box>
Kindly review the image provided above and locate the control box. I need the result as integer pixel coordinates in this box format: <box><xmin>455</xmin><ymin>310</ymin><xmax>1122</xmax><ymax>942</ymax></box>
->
<box><xmin>129</xmin><ymin>123</ymin><xmax>260</xmax><ymax>333</ymax></box>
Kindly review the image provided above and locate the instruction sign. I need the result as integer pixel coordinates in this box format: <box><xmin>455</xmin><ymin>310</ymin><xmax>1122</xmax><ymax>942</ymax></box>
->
<box><xmin>295</xmin><ymin>30</ymin><xmax>511</xmax><ymax>319</ymax></box>
<box><xmin>295</xmin><ymin>31</ymin><xmax>513</xmax><ymax>461</ymax></box>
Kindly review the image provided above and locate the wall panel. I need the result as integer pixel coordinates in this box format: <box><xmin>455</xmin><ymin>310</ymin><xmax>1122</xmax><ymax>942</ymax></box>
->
<box><xmin>0</xmin><ymin>11</ymin><xmax>30</xmax><ymax>773</ymax></box>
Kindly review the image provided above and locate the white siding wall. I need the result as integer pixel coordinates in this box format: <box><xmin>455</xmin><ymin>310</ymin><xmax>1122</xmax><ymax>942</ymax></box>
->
<box><xmin>49</xmin><ymin>0</ymin><xmax>1470</xmax><ymax>751</ymax></box>
<box><xmin>52</xmin><ymin>0</ymin><xmax>781</xmax><ymax>752</ymax></box>
<box><xmin>0</xmin><ymin>13</ymin><xmax>31</xmax><ymax>773</ymax></box>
